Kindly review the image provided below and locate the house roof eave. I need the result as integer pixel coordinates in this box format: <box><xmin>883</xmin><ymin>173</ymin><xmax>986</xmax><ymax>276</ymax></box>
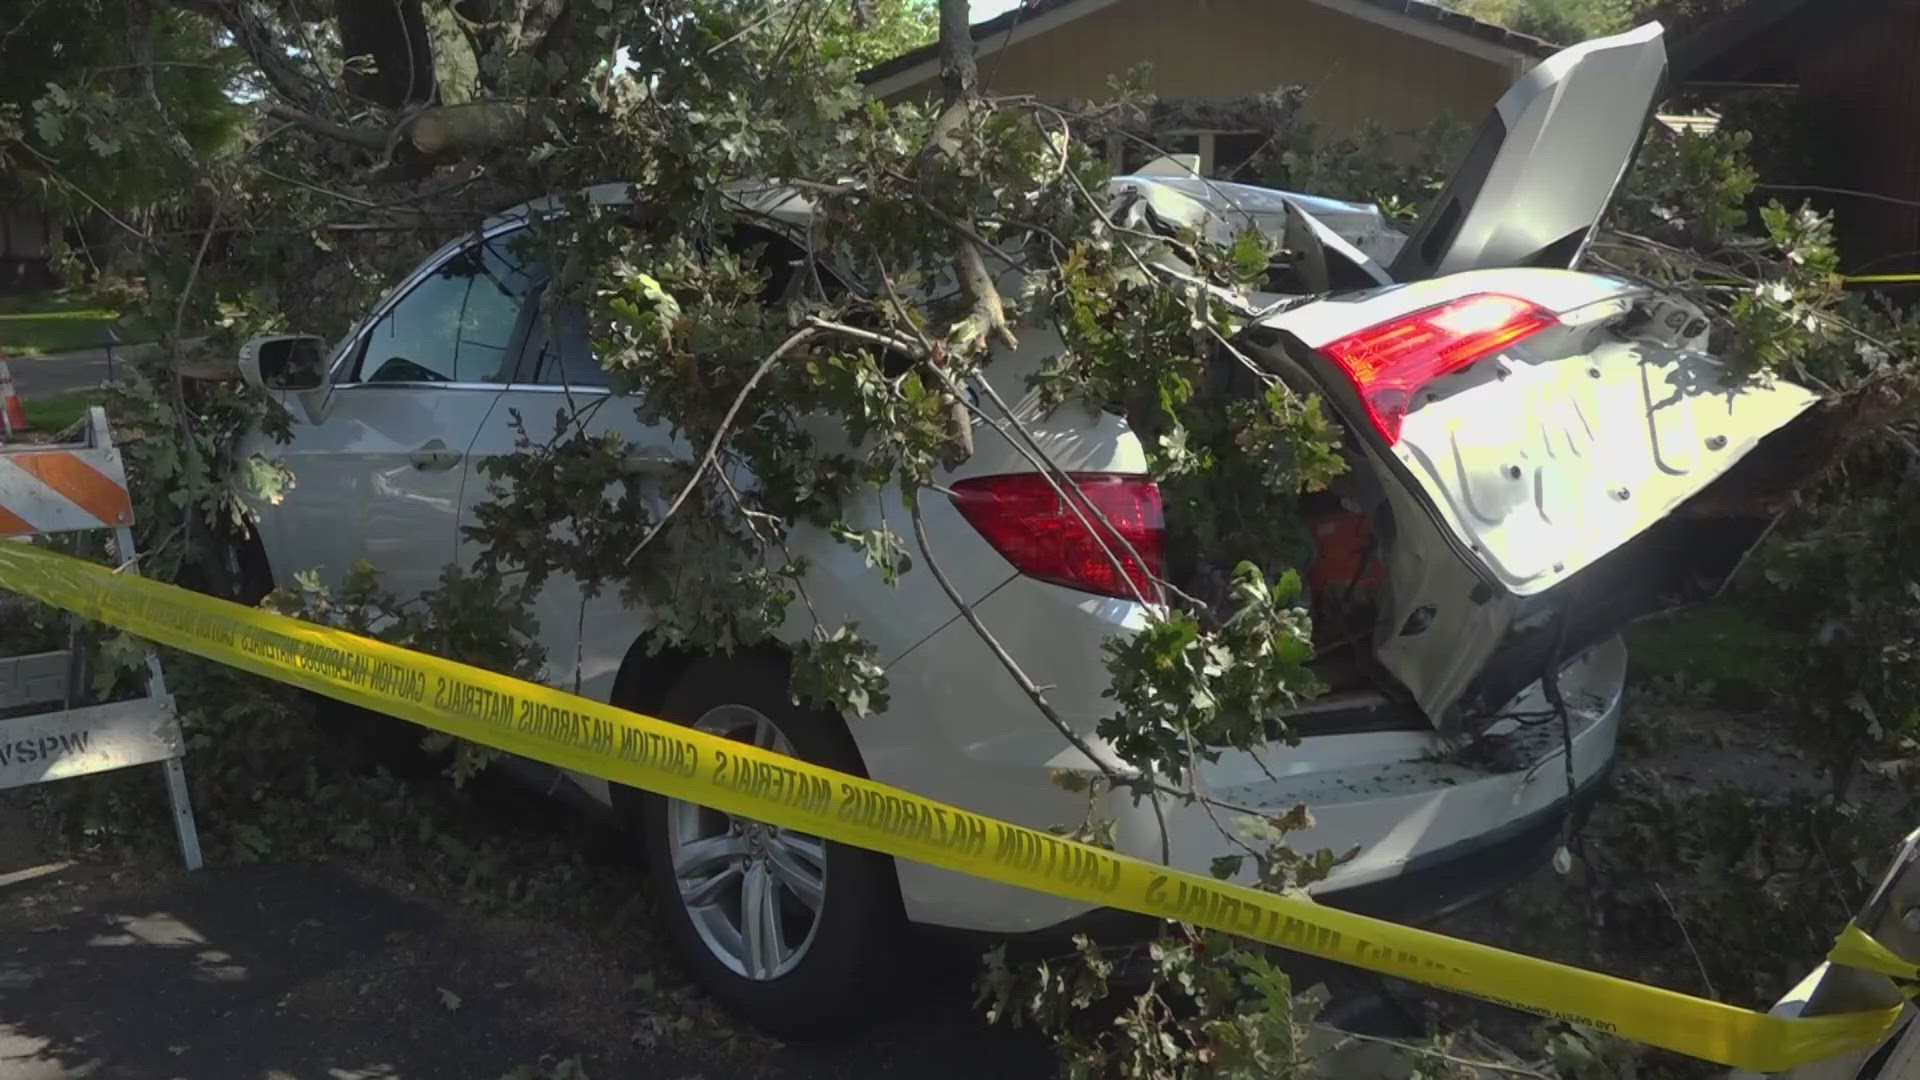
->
<box><xmin>859</xmin><ymin>0</ymin><xmax>1559</xmax><ymax>98</ymax></box>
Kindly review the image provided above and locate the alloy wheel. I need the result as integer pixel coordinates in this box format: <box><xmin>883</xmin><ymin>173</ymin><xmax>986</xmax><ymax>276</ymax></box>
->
<box><xmin>665</xmin><ymin>703</ymin><xmax>829</xmax><ymax>981</ymax></box>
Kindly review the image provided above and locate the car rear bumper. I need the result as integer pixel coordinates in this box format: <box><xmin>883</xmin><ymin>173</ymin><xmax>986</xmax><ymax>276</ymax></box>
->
<box><xmin>948</xmin><ymin>755</ymin><xmax>1613</xmax><ymax>965</ymax></box>
<box><xmin>866</xmin><ymin>575</ymin><xmax>1627</xmax><ymax>936</ymax></box>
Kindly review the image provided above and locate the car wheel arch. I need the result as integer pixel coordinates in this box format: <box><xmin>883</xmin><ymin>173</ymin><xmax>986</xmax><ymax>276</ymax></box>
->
<box><xmin>604</xmin><ymin>639</ymin><xmax>904</xmax><ymax>891</ymax></box>
<box><xmin>604</xmin><ymin>634</ymin><xmax>879</xmax><ymax>784</ymax></box>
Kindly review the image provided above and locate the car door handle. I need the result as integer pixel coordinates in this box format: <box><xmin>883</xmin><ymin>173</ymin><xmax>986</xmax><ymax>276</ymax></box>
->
<box><xmin>410</xmin><ymin>439</ymin><xmax>463</xmax><ymax>471</ymax></box>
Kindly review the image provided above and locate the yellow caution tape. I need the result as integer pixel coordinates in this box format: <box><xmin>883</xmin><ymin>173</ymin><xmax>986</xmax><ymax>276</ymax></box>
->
<box><xmin>1833</xmin><ymin>923</ymin><xmax>1920</xmax><ymax>988</ymax></box>
<box><xmin>0</xmin><ymin>539</ymin><xmax>1908</xmax><ymax>1071</ymax></box>
<box><xmin>1845</xmin><ymin>274</ymin><xmax>1920</xmax><ymax>285</ymax></box>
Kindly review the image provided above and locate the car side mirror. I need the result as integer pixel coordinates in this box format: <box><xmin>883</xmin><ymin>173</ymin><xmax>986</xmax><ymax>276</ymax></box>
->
<box><xmin>240</xmin><ymin>334</ymin><xmax>330</xmax><ymax>392</ymax></box>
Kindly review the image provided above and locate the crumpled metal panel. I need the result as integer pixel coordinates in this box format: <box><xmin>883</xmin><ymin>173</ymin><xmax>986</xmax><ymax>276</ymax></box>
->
<box><xmin>1398</xmin><ymin>339</ymin><xmax>1821</xmax><ymax>597</ymax></box>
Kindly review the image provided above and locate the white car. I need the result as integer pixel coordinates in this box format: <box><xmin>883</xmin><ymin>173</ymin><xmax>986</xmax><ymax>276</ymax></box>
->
<box><xmin>233</xmin><ymin>25</ymin><xmax>1826</xmax><ymax>1034</ymax></box>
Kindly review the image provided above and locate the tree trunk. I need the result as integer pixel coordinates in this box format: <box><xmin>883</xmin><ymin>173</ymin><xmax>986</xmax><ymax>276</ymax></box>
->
<box><xmin>336</xmin><ymin>0</ymin><xmax>438</xmax><ymax>111</ymax></box>
<box><xmin>937</xmin><ymin>0</ymin><xmax>976</xmax><ymax>99</ymax></box>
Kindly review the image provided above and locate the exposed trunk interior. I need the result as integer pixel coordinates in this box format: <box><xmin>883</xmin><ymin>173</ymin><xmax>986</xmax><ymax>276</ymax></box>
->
<box><xmin>1149</xmin><ymin>343</ymin><xmax>1395</xmax><ymax>699</ymax></box>
<box><xmin>1156</xmin><ymin>337</ymin><xmax>1847</xmax><ymax>734</ymax></box>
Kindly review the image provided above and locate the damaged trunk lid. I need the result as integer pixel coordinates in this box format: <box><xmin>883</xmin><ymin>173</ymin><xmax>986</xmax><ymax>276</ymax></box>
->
<box><xmin>1226</xmin><ymin>24</ymin><xmax>1834</xmax><ymax>732</ymax></box>
<box><xmin>1236</xmin><ymin>271</ymin><xmax>1827</xmax><ymax>732</ymax></box>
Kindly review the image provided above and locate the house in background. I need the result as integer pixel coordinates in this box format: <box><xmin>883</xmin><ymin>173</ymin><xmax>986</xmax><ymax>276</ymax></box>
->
<box><xmin>1</xmin><ymin>206</ymin><xmax>66</xmax><ymax>293</ymax></box>
<box><xmin>1674</xmin><ymin>0</ymin><xmax>1920</xmax><ymax>276</ymax></box>
<box><xmin>862</xmin><ymin>0</ymin><xmax>1557</xmax><ymax>178</ymax></box>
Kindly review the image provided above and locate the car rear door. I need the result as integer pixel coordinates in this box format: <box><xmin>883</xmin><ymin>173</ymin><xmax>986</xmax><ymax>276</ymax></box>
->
<box><xmin>454</xmin><ymin>283</ymin><xmax>686</xmax><ymax>702</ymax></box>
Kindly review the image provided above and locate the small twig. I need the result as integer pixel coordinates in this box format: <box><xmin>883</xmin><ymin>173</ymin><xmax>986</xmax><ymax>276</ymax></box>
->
<box><xmin>261</xmin><ymin>100</ymin><xmax>389</xmax><ymax>151</ymax></box>
<box><xmin>705</xmin><ymin>0</ymin><xmax>794</xmax><ymax>54</ymax></box>
<box><xmin>1808</xmin><ymin>817</ymin><xmax>1859</xmax><ymax>920</ymax></box>
<box><xmin>1327</xmin><ymin>1030</ymin><xmax>1555</xmax><ymax>1079</ymax></box>
<box><xmin>19</xmin><ymin>148</ymin><xmax>148</xmax><ymax>245</ymax></box>
<box><xmin>802</xmin><ymin>316</ymin><xmax>924</xmax><ymax>357</ymax></box>
<box><xmin>1183</xmin><ymin>722</ymin><xmax>1262</xmax><ymax>862</ymax></box>
<box><xmin>1755</xmin><ymin>183</ymin><xmax>1920</xmax><ymax>211</ymax></box>
<box><xmin>569</xmin><ymin>590</ymin><xmax>590</xmax><ymax>695</ymax></box>
<box><xmin>954</xmin><ymin>368</ymin><xmax>1168</xmax><ymax>610</ymax></box>
<box><xmin>1654</xmin><ymin>882</ymin><xmax>1719</xmax><ymax>1000</ymax></box>
<box><xmin>621</xmin><ymin>326</ymin><xmax>822</xmax><ymax>567</ymax></box>
<box><xmin>884</xmin><ymin>173</ymin><xmax>1023</xmax><ymax>271</ymax></box>
<box><xmin>871</xmin><ymin>251</ymin><xmax>937</xmax><ymax>356</ymax></box>
<box><xmin>0</xmin><ymin>0</ymin><xmax>47</xmax><ymax>49</ymax></box>
<box><xmin>909</xmin><ymin>497</ymin><xmax>1171</xmax><ymax>865</ymax></box>
<box><xmin>259</xmin><ymin>167</ymin><xmax>379</xmax><ymax>207</ymax></box>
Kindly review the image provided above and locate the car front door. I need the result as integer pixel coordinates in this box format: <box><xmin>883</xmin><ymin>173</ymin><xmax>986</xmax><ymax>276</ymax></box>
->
<box><xmin>260</xmin><ymin>228</ymin><xmax>539</xmax><ymax>602</ymax></box>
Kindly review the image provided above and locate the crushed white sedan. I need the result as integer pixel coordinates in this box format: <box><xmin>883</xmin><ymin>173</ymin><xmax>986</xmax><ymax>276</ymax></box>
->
<box><xmin>231</xmin><ymin>23</ymin><xmax>1832</xmax><ymax>1035</ymax></box>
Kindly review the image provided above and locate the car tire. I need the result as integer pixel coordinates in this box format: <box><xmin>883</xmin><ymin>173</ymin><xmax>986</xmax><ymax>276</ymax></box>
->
<box><xmin>631</xmin><ymin>656</ymin><xmax>903</xmax><ymax>1039</ymax></box>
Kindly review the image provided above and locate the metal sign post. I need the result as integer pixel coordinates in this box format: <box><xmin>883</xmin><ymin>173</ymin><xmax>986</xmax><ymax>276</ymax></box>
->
<box><xmin>0</xmin><ymin>406</ymin><xmax>201</xmax><ymax>869</ymax></box>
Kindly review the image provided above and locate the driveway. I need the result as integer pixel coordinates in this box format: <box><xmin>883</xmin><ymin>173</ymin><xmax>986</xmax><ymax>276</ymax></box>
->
<box><xmin>0</xmin><ymin>810</ymin><xmax>1053</xmax><ymax>1080</ymax></box>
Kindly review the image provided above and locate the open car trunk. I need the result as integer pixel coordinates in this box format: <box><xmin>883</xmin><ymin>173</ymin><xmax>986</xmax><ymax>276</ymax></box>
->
<box><xmin>1231</xmin><ymin>290</ymin><xmax>1838</xmax><ymax>733</ymax></box>
<box><xmin>1150</xmin><ymin>23</ymin><xmax>1845</xmax><ymax>734</ymax></box>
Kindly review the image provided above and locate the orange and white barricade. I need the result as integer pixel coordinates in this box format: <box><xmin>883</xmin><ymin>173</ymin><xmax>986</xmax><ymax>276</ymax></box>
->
<box><xmin>0</xmin><ymin>354</ymin><xmax>30</xmax><ymax>439</ymax></box>
<box><xmin>0</xmin><ymin>406</ymin><xmax>200</xmax><ymax>868</ymax></box>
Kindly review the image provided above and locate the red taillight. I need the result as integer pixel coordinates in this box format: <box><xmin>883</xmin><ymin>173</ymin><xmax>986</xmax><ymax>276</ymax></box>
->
<box><xmin>948</xmin><ymin>473</ymin><xmax>1164</xmax><ymax>603</ymax></box>
<box><xmin>1320</xmin><ymin>293</ymin><xmax>1557</xmax><ymax>443</ymax></box>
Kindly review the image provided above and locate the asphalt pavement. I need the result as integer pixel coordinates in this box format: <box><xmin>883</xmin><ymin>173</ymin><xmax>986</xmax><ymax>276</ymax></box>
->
<box><xmin>0</xmin><ymin>802</ymin><xmax>1059</xmax><ymax>1080</ymax></box>
<box><xmin>4</xmin><ymin>350</ymin><xmax>118</xmax><ymax>399</ymax></box>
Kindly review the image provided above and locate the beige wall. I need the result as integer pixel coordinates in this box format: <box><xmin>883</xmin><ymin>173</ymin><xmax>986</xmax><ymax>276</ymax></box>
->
<box><xmin>886</xmin><ymin>0</ymin><xmax>1520</xmax><ymax>132</ymax></box>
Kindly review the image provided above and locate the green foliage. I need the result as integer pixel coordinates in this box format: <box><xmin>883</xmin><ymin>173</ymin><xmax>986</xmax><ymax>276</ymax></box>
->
<box><xmin>1529</xmin><ymin>770</ymin><xmax>1896</xmax><ymax>1012</ymax></box>
<box><xmin>1100</xmin><ymin>564</ymin><xmax>1320</xmax><ymax>783</ymax></box>
<box><xmin>1597</xmin><ymin>124</ymin><xmax>1920</xmax><ymax>785</ymax></box>
<box><xmin>1611</xmin><ymin>128</ymin><xmax>1758</xmax><ymax>250</ymax></box>
<box><xmin>265</xmin><ymin>561</ymin><xmax>547</xmax><ymax>785</ymax></box>
<box><xmin>823</xmin><ymin>0</ymin><xmax>938</xmax><ymax>68</ymax></box>
<box><xmin>978</xmin><ymin>932</ymin><xmax>1326</xmax><ymax>1080</ymax></box>
<box><xmin>1747</xmin><ymin>428</ymin><xmax>1920</xmax><ymax>782</ymax></box>
<box><xmin>7</xmin><ymin>3</ymin><xmax>1917</xmax><ymax>1078</ymax></box>
<box><xmin>1</xmin><ymin>1</ymin><xmax>244</xmax><ymax>209</ymax></box>
<box><xmin>790</xmin><ymin>623</ymin><xmax>890</xmax><ymax>718</ymax></box>
<box><xmin>1255</xmin><ymin>116</ymin><xmax>1474</xmax><ymax>223</ymax></box>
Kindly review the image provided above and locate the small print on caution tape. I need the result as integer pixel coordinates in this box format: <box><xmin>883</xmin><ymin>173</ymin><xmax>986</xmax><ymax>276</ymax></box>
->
<box><xmin>0</xmin><ymin>539</ymin><xmax>1907</xmax><ymax>1072</ymax></box>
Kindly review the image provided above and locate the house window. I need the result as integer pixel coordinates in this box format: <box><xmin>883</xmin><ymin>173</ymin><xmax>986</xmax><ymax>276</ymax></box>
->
<box><xmin>1107</xmin><ymin>130</ymin><xmax>1268</xmax><ymax>180</ymax></box>
<box><xmin>1213</xmin><ymin>132</ymin><xmax>1271</xmax><ymax>182</ymax></box>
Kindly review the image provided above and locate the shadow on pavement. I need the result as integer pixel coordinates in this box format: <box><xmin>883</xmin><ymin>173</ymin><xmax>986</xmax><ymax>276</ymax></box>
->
<box><xmin>0</xmin><ymin>847</ymin><xmax>1051</xmax><ymax>1080</ymax></box>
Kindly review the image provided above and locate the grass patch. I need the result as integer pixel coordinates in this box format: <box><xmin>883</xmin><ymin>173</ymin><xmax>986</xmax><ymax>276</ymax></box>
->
<box><xmin>0</xmin><ymin>293</ymin><xmax>149</xmax><ymax>357</ymax></box>
<box><xmin>1625</xmin><ymin>600</ymin><xmax>1796</xmax><ymax>697</ymax></box>
<box><xmin>19</xmin><ymin>391</ymin><xmax>100</xmax><ymax>434</ymax></box>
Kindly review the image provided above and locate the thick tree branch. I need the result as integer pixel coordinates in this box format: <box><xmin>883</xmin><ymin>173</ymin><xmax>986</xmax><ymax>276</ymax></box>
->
<box><xmin>262</xmin><ymin>101</ymin><xmax>390</xmax><ymax>150</ymax></box>
<box><xmin>336</xmin><ymin>0</ymin><xmax>436</xmax><ymax>111</ymax></box>
<box><xmin>936</xmin><ymin>0</ymin><xmax>975</xmax><ymax>97</ymax></box>
<box><xmin>919</xmin><ymin>0</ymin><xmax>1015</xmax><ymax>462</ymax></box>
<box><xmin>407</xmin><ymin>101</ymin><xmax>543</xmax><ymax>158</ymax></box>
<box><xmin>262</xmin><ymin>99</ymin><xmax>543</xmax><ymax>168</ymax></box>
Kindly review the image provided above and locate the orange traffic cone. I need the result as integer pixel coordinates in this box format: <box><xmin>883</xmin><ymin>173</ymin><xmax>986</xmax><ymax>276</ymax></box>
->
<box><xmin>0</xmin><ymin>354</ymin><xmax>30</xmax><ymax>439</ymax></box>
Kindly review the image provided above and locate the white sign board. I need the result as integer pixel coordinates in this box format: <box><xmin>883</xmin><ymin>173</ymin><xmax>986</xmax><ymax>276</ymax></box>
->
<box><xmin>0</xmin><ymin>697</ymin><xmax>183</xmax><ymax>791</ymax></box>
